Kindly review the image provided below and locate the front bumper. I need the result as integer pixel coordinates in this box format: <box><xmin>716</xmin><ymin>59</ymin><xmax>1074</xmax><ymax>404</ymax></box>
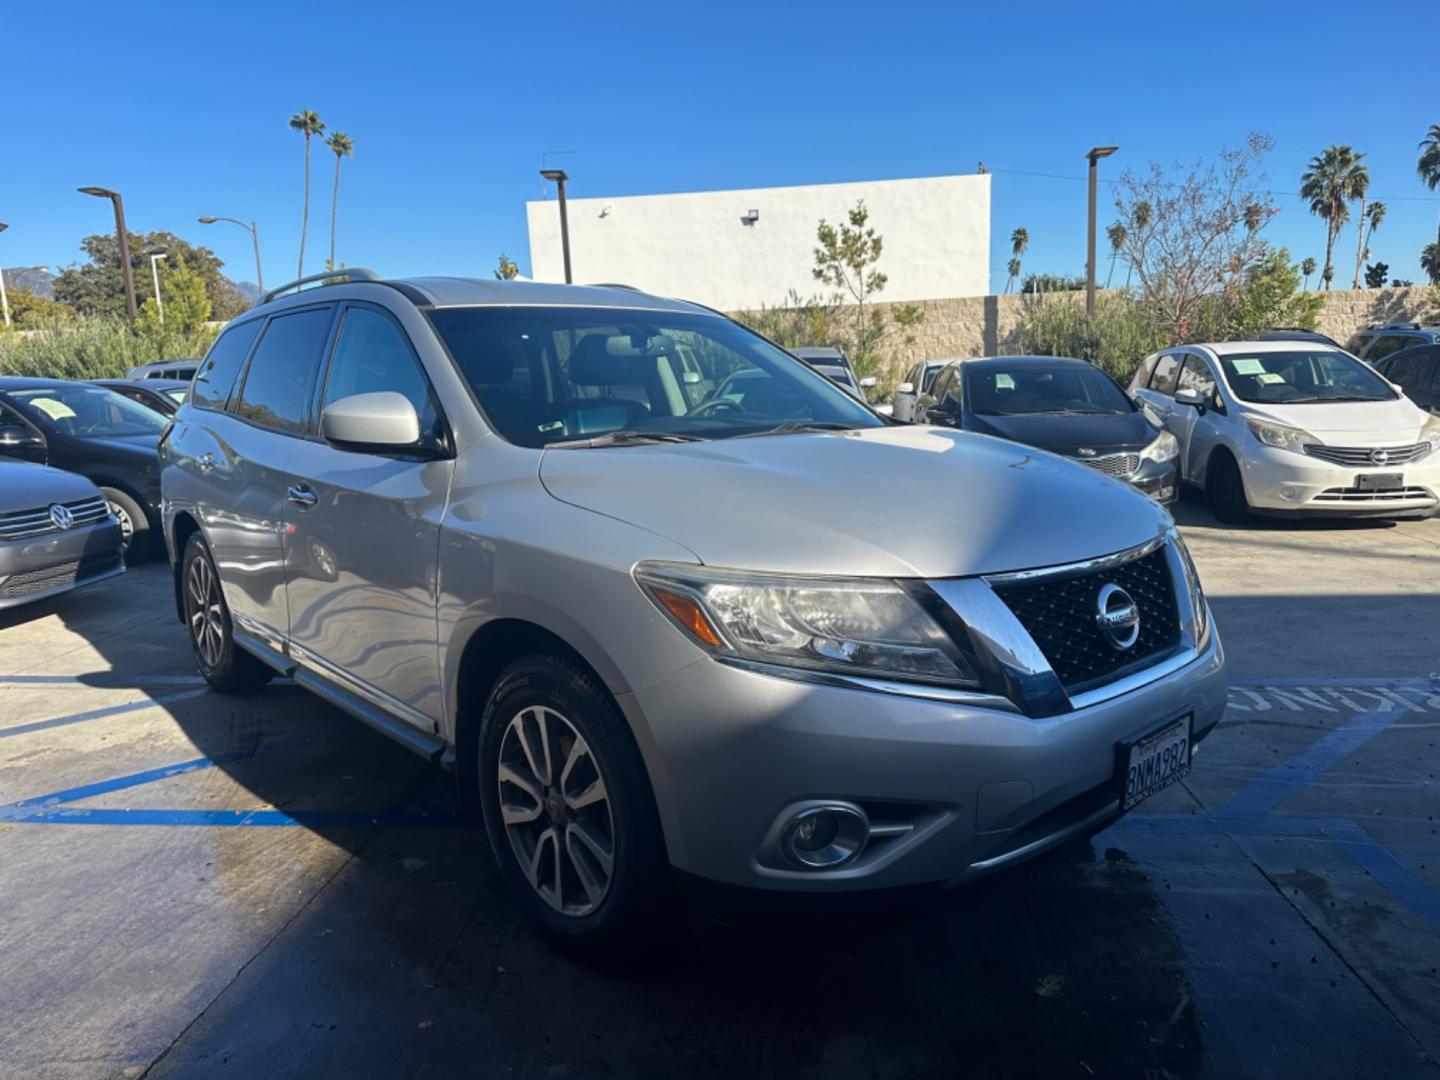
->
<box><xmin>0</xmin><ymin>517</ymin><xmax>126</xmax><ymax>611</ymax></box>
<box><xmin>623</xmin><ymin>622</ymin><xmax>1226</xmax><ymax>892</ymax></box>
<box><xmin>1240</xmin><ymin>443</ymin><xmax>1440</xmax><ymax>516</ymax></box>
<box><xmin>1128</xmin><ymin>460</ymin><xmax>1178</xmax><ymax>505</ymax></box>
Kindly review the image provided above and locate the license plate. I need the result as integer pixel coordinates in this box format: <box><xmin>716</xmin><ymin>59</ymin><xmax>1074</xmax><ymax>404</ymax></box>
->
<box><xmin>1356</xmin><ymin>472</ymin><xmax>1403</xmax><ymax>491</ymax></box>
<box><xmin>1117</xmin><ymin>713</ymin><xmax>1192</xmax><ymax>811</ymax></box>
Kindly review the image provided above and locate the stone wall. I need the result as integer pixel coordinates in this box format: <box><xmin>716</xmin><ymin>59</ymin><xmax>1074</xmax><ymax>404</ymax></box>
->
<box><xmin>747</xmin><ymin>284</ymin><xmax>1436</xmax><ymax>382</ymax></box>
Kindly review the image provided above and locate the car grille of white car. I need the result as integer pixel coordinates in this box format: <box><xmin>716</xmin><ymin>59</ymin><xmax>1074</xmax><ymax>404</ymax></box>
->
<box><xmin>1303</xmin><ymin>442</ymin><xmax>1430</xmax><ymax>467</ymax></box>
<box><xmin>1311</xmin><ymin>485</ymin><xmax>1435</xmax><ymax>503</ymax></box>
<box><xmin>0</xmin><ymin>496</ymin><xmax>111</xmax><ymax>541</ymax></box>
<box><xmin>1076</xmin><ymin>452</ymin><xmax>1140</xmax><ymax>479</ymax></box>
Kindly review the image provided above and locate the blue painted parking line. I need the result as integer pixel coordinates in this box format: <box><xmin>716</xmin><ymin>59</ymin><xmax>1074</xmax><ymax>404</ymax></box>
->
<box><xmin>0</xmin><ymin>689</ymin><xmax>210</xmax><ymax>740</ymax></box>
<box><xmin>19</xmin><ymin>805</ymin><xmax>475</xmax><ymax>828</ymax></box>
<box><xmin>1321</xmin><ymin>819</ymin><xmax>1440</xmax><ymax>935</ymax></box>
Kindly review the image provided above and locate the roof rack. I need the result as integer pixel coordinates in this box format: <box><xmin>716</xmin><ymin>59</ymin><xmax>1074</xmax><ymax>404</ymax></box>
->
<box><xmin>1366</xmin><ymin>321</ymin><xmax>1421</xmax><ymax>331</ymax></box>
<box><xmin>586</xmin><ymin>282</ymin><xmax>641</xmax><ymax>292</ymax></box>
<box><xmin>262</xmin><ymin>267</ymin><xmax>381</xmax><ymax>305</ymax></box>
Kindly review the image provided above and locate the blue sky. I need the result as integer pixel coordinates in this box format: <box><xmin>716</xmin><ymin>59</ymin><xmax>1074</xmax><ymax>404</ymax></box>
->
<box><xmin>4</xmin><ymin>0</ymin><xmax>1439</xmax><ymax>295</ymax></box>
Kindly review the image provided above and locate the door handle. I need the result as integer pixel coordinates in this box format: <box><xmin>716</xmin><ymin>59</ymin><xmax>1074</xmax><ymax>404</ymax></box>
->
<box><xmin>198</xmin><ymin>452</ymin><xmax>217</xmax><ymax>474</ymax></box>
<box><xmin>287</xmin><ymin>484</ymin><xmax>318</xmax><ymax>509</ymax></box>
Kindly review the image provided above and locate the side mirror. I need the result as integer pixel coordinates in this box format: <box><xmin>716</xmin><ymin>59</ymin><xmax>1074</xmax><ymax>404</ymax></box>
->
<box><xmin>859</xmin><ymin>376</ymin><xmax>877</xmax><ymax>390</ymax></box>
<box><xmin>1173</xmin><ymin>387</ymin><xmax>1205</xmax><ymax>409</ymax></box>
<box><xmin>0</xmin><ymin>425</ymin><xmax>44</xmax><ymax>456</ymax></box>
<box><xmin>895</xmin><ymin>382</ymin><xmax>915</xmax><ymax>395</ymax></box>
<box><xmin>874</xmin><ymin>403</ymin><xmax>894</xmax><ymax>417</ymax></box>
<box><xmin>320</xmin><ymin>392</ymin><xmax>422</xmax><ymax>453</ymax></box>
<box><xmin>1388</xmin><ymin>381</ymin><xmax>1406</xmax><ymax>394</ymax></box>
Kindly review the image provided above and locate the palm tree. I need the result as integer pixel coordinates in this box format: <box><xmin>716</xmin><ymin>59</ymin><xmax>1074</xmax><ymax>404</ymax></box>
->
<box><xmin>1422</xmin><ymin>243</ymin><xmax>1440</xmax><ymax>285</ymax></box>
<box><xmin>1353</xmin><ymin>200</ymin><xmax>1387</xmax><ymax>286</ymax></box>
<box><xmin>1300</xmin><ymin>145</ymin><xmax>1368</xmax><ymax>292</ymax></box>
<box><xmin>1104</xmin><ymin>221</ymin><xmax>1127</xmax><ymax>288</ymax></box>
<box><xmin>1301</xmin><ymin>257</ymin><xmax>1317</xmax><ymax>291</ymax></box>
<box><xmin>289</xmin><ymin>110</ymin><xmax>326</xmax><ymax>277</ymax></box>
<box><xmin>324</xmin><ymin>131</ymin><xmax>355</xmax><ymax>272</ymax></box>
<box><xmin>1005</xmin><ymin>227</ymin><xmax>1028</xmax><ymax>293</ymax></box>
<box><xmin>1125</xmin><ymin>201</ymin><xmax>1151</xmax><ymax>288</ymax></box>
<box><xmin>1418</xmin><ymin>124</ymin><xmax>1440</xmax><ymax>191</ymax></box>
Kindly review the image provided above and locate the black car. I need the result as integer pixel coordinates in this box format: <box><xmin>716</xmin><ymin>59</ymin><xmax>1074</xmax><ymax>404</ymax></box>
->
<box><xmin>0</xmin><ymin>378</ymin><xmax>166</xmax><ymax>555</ymax></box>
<box><xmin>791</xmin><ymin>346</ymin><xmax>875</xmax><ymax>401</ymax></box>
<box><xmin>1374</xmin><ymin>343</ymin><xmax>1440</xmax><ymax>414</ymax></box>
<box><xmin>914</xmin><ymin>356</ymin><xmax>1179</xmax><ymax>504</ymax></box>
<box><xmin>93</xmin><ymin>378</ymin><xmax>190</xmax><ymax>416</ymax></box>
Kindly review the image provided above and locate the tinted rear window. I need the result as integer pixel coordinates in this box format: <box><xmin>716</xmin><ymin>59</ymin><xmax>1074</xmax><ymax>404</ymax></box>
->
<box><xmin>233</xmin><ymin>308</ymin><xmax>334</xmax><ymax>434</ymax></box>
<box><xmin>192</xmin><ymin>320</ymin><xmax>262</xmax><ymax>410</ymax></box>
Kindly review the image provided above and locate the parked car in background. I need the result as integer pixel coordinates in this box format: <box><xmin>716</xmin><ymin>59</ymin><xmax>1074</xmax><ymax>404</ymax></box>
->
<box><xmin>94</xmin><ymin>378</ymin><xmax>190</xmax><ymax>417</ymax></box>
<box><xmin>0</xmin><ymin>378</ymin><xmax>166</xmax><ymax>553</ymax></box>
<box><xmin>791</xmin><ymin>346</ymin><xmax>876</xmax><ymax>401</ymax></box>
<box><xmin>891</xmin><ymin>360</ymin><xmax>948</xmax><ymax>422</ymax></box>
<box><xmin>1373</xmin><ymin>344</ymin><xmax>1440</xmax><ymax>414</ymax></box>
<box><xmin>0</xmin><ymin>460</ymin><xmax>124</xmax><ymax>612</ymax></box>
<box><xmin>1344</xmin><ymin>323</ymin><xmax>1440</xmax><ymax>366</ymax></box>
<box><xmin>162</xmin><ymin>270</ymin><xmax>1225</xmax><ymax>945</ymax></box>
<box><xmin>1131</xmin><ymin>341</ymin><xmax>1440</xmax><ymax>522</ymax></box>
<box><xmin>126</xmin><ymin>358</ymin><xmax>200</xmax><ymax>382</ymax></box>
<box><xmin>913</xmin><ymin>356</ymin><xmax>1179</xmax><ymax>504</ymax></box>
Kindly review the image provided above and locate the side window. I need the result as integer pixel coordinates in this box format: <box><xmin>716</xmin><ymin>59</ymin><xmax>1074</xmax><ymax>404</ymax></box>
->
<box><xmin>321</xmin><ymin>306</ymin><xmax>443</xmax><ymax>440</ymax></box>
<box><xmin>929</xmin><ymin>368</ymin><xmax>953</xmax><ymax>403</ymax></box>
<box><xmin>1427</xmin><ymin>355</ymin><xmax>1440</xmax><ymax>393</ymax></box>
<box><xmin>921</xmin><ymin>365</ymin><xmax>941</xmax><ymax>392</ymax></box>
<box><xmin>192</xmin><ymin>319</ymin><xmax>262</xmax><ymax>410</ymax></box>
<box><xmin>1367</xmin><ymin>335</ymin><xmax>1413</xmax><ymax>363</ymax></box>
<box><xmin>903</xmin><ymin>363</ymin><xmax>921</xmax><ymax>389</ymax></box>
<box><xmin>1344</xmin><ymin>332</ymin><xmax>1368</xmax><ymax>357</ymax></box>
<box><xmin>1177</xmin><ymin>354</ymin><xmax>1217</xmax><ymax>399</ymax></box>
<box><xmin>1385</xmin><ymin>352</ymin><xmax>1418</xmax><ymax>385</ymax></box>
<box><xmin>233</xmin><ymin>307</ymin><xmax>335</xmax><ymax>434</ymax></box>
<box><xmin>1149</xmin><ymin>353</ymin><xmax>1181</xmax><ymax>395</ymax></box>
<box><xmin>1132</xmin><ymin>353</ymin><xmax>1159</xmax><ymax>389</ymax></box>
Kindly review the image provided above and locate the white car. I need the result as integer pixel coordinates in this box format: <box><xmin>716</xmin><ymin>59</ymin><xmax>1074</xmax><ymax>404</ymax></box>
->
<box><xmin>891</xmin><ymin>360</ymin><xmax>952</xmax><ymax>422</ymax></box>
<box><xmin>1130</xmin><ymin>341</ymin><xmax>1440</xmax><ymax>521</ymax></box>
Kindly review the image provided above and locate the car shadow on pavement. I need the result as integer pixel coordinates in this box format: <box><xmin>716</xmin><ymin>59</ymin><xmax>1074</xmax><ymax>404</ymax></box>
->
<box><xmin>1168</xmin><ymin>488</ymin><xmax>1409</xmax><ymax>533</ymax></box>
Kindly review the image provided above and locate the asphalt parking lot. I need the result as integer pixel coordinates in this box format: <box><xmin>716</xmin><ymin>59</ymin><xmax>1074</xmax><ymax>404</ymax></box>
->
<box><xmin>1</xmin><ymin>494</ymin><xmax>1437</xmax><ymax>1080</ymax></box>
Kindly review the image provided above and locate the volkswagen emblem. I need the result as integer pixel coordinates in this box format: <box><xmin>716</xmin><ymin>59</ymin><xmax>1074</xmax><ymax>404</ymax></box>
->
<box><xmin>1095</xmin><ymin>583</ymin><xmax>1141</xmax><ymax>651</ymax></box>
<box><xmin>1369</xmin><ymin>448</ymin><xmax>1391</xmax><ymax>466</ymax></box>
<box><xmin>1077</xmin><ymin>447</ymin><xmax>1097</xmax><ymax>457</ymax></box>
<box><xmin>48</xmin><ymin>504</ymin><xmax>75</xmax><ymax>531</ymax></box>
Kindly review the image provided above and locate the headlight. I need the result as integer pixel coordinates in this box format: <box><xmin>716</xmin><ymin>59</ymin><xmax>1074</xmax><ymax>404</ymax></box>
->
<box><xmin>1171</xmin><ymin>533</ymin><xmax>1209</xmax><ymax>648</ymax></box>
<box><xmin>1420</xmin><ymin>414</ymin><xmax>1440</xmax><ymax>455</ymax></box>
<box><xmin>635</xmin><ymin>563</ymin><xmax>980</xmax><ymax>687</ymax></box>
<box><xmin>1246</xmin><ymin>419</ymin><xmax>1317</xmax><ymax>455</ymax></box>
<box><xmin>1141</xmin><ymin>430</ymin><xmax>1179</xmax><ymax>464</ymax></box>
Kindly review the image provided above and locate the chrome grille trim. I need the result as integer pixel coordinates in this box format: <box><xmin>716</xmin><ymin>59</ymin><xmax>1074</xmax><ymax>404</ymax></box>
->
<box><xmin>1303</xmin><ymin>442</ymin><xmax>1430</xmax><ymax>467</ymax></box>
<box><xmin>1076</xmin><ymin>452</ymin><xmax>1141</xmax><ymax>478</ymax></box>
<box><xmin>1310</xmin><ymin>486</ymin><xmax>1436</xmax><ymax>503</ymax></box>
<box><xmin>0</xmin><ymin>497</ymin><xmax>111</xmax><ymax>540</ymax></box>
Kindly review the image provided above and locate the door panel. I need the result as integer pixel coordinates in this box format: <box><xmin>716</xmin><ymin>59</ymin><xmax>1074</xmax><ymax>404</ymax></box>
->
<box><xmin>1173</xmin><ymin>354</ymin><xmax>1220</xmax><ymax>483</ymax></box>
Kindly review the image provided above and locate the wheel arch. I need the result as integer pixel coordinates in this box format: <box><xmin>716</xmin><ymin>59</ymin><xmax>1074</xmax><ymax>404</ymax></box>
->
<box><xmin>169</xmin><ymin>510</ymin><xmax>204</xmax><ymax>622</ymax></box>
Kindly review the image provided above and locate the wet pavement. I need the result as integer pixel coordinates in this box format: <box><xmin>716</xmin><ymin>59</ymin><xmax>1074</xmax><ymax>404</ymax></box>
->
<box><xmin>1</xmin><ymin>495</ymin><xmax>1437</xmax><ymax>1079</ymax></box>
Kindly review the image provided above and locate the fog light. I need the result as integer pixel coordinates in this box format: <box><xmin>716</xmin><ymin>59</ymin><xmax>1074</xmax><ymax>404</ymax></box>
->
<box><xmin>1279</xmin><ymin>486</ymin><xmax>1299</xmax><ymax>500</ymax></box>
<box><xmin>779</xmin><ymin>804</ymin><xmax>869</xmax><ymax>869</ymax></box>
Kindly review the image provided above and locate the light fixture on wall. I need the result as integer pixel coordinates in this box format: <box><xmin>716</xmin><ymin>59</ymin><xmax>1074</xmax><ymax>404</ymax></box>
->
<box><xmin>599</xmin><ymin>204</ymin><xmax>613</xmax><ymax>218</ymax></box>
<box><xmin>740</xmin><ymin>209</ymin><xmax>759</xmax><ymax>227</ymax></box>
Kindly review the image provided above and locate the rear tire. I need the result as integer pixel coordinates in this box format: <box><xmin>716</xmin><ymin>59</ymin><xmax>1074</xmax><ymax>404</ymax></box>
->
<box><xmin>478</xmin><ymin>655</ymin><xmax>668</xmax><ymax>947</ymax></box>
<box><xmin>1205</xmin><ymin>452</ymin><xmax>1251</xmax><ymax>524</ymax></box>
<box><xmin>181</xmin><ymin>532</ymin><xmax>273</xmax><ymax>694</ymax></box>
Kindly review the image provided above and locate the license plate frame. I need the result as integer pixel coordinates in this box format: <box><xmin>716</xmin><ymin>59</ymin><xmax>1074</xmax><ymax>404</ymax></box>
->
<box><xmin>1355</xmin><ymin>472</ymin><xmax>1404</xmax><ymax>491</ymax></box>
<box><xmin>1116</xmin><ymin>712</ymin><xmax>1193</xmax><ymax>812</ymax></box>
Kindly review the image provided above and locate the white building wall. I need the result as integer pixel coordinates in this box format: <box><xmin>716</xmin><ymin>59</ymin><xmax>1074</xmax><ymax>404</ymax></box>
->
<box><xmin>525</xmin><ymin>174</ymin><xmax>989</xmax><ymax>311</ymax></box>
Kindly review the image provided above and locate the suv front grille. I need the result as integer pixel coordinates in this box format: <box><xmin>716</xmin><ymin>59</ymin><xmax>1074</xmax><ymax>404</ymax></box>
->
<box><xmin>0</xmin><ymin>496</ymin><xmax>110</xmax><ymax>541</ymax></box>
<box><xmin>1303</xmin><ymin>443</ymin><xmax>1430</xmax><ymax>467</ymax></box>
<box><xmin>989</xmin><ymin>546</ymin><xmax>1181</xmax><ymax>692</ymax></box>
<box><xmin>1076</xmin><ymin>452</ymin><xmax>1140</xmax><ymax>479</ymax></box>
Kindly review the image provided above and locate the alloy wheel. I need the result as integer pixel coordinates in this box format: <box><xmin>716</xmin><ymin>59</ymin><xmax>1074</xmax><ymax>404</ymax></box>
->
<box><xmin>108</xmin><ymin>501</ymin><xmax>134</xmax><ymax>546</ymax></box>
<box><xmin>497</xmin><ymin>705</ymin><xmax>615</xmax><ymax>917</ymax></box>
<box><xmin>186</xmin><ymin>553</ymin><xmax>226</xmax><ymax>670</ymax></box>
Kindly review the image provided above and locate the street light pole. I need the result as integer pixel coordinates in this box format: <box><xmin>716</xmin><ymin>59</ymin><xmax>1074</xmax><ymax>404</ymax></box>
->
<box><xmin>78</xmin><ymin>187</ymin><xmax>139</xmax><ymax>333</ymax></box>
<box><xmin>198</xmin><ymin>216</ymin><xmax>264</xmax><ymax>295</ymax></box>
<box><xmin>1085</xmin><ymin>146</ymin><xmax>1118</xmax><ymax>320</ymax></box>
<box><xmin>539</xmin><ymin>169</ymin><xmax>572</xmax><ymax>284</ymax></box>
<box><xmin>146</xmin><ymin>250</ymin><xmax>167</xmax><ymax>327</ymax></box>
<box><xmin>0</xmin><ymin>223</ymin><xmax>10</xmax><ymax>329</ymax></box>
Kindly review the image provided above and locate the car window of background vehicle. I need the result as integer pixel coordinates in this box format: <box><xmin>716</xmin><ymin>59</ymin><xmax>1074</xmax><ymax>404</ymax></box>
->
<box><xmin>10</xmin><ymin>386</ymin><xmax>166</xmax><ymax>437</ymax></box>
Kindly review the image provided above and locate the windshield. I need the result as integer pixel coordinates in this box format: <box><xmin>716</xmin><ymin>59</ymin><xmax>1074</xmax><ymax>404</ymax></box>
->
<box><xmin>965</xmin><ymin>365</ymin><xmax>1134</xmax><ymax>416</ymax></box>
<box><xmin>8</xmin><ymin>385</ymin><xmax>167</xmax><ymax>437</ymax></box>
<box><xmin>426</xmin><ymin>307</ymin><xmax>879</xmax><ymax>448</ymax></box>
<box><xmin>1216</xmin><ymin>350</ymin><xmax>1396</xmax><ymax>404</ymax></box>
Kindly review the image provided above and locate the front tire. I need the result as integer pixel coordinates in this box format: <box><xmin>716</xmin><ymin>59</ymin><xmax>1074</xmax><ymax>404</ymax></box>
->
<box><xmin>181</xmin><ymin>533</ymin><xmax>273</xmax><ymax>694</ymax></box>
<box><xmin>100</xmin><ymin>487</ymin><xmax>151</xmax><ymax>559</ymax></box>
<box><xmin>1205</xmin><ymin>452</ymin><xmax>1251</xmax><ymax>524</ymax></box>
<box><xmin>478</xmin><ymin>656</ymin><xmax>667</xmax><ymax>946</ymax></box>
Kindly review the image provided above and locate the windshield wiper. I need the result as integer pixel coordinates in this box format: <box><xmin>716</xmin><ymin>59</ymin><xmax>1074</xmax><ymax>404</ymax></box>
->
<box><xmin>735</xmin><ymin>421</ymin><xmax>862</xmax><ymax>438</ymax></box>
<box><xmin>548</xmin><ymin>430</ymin><xmax>707</xmax><ymax>449</ymax></box>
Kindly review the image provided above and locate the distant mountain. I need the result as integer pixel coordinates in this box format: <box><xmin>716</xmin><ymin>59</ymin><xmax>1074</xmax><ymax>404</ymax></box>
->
<box><xmin>2</xmin><ymin>267</ymin><xmax>55</xmax><ymax>299</ymax></box>
<box><xmin>234</xmin><ymin>281</ymin><xmax>262</xmax><ymax>305</ymax></box>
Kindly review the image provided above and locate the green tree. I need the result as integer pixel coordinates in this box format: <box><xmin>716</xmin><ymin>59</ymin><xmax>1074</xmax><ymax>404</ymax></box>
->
<box><xmin>138</xmin><ymin>262</ymin><xmax>212</xmax><ymax>337</ymax></box>
<box><xmin>1364</xmin><ymin>262</ymin><xmax>1389</xmax><ymax>289</ymax></box>
<box><xmin>1104</xmin><ymin>221</ymin><xmax>1127</xmax><ymax>288</ymax></box>
<box><xmin>494</xmin><ymin>254</ymin><xmax>520</xmax><ymax>280</ymax></box>
<box><xmin>1005</xmin><ymin>227</ymin><xmax>1028</xmax><ymax>293</ymax></box>
<box><xmin>1301</xmin><ymin>256</ymin><xmax>1317</xmax><ymax>290</ymax></box>
<box><xmin>1223</xmin><ymin>248</ymin><xmax>1324</xmax><ymax>339</ymax></box>
<box><xmin>812</xmin><ymin>200</ymin><xmax>914</xmax><ymax>374</ymax></box>
<box><xmin>0</xmin><ymin>286</ymin><xmax>75</xmax><ymax>330</ymax></box>
<box><xmin>1417</xmin><ymin>124</ymin><xmax>1440</xmax><ymax>191</ymax></box>
<box><xmin>1299</xmin><ymin>145</ymin><xmax>1367</xmax><ymax>292</ymax></box>
<box><xmin>53</xmin><ymin>231</ymin><xmax>246</xmax><ymax>320</ymax></box>
<box><xmin>324</xmin><ymin>131</ymin><xmax>354</xmax><ymax>273</ymax></box>
<box><xmin>289</xmin><ymin>109</ymin><xmax>326</xmax><ymax>277</ymax></box>
<box><xmin>1422</xmin><ymin>243</ymin><xmax>1440</xmax><ymax>286</ymax></box>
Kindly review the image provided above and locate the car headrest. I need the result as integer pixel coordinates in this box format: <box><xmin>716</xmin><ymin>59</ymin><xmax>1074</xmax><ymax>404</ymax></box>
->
<box><xmin>569</xmin><ymin>334</ymin><xmax>662</xmax><ymax>386</ymax></box>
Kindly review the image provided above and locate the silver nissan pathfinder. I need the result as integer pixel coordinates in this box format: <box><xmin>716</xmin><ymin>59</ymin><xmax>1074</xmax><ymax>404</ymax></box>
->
<box><xmin>160</xmin><ymin>270</ymin><xmax>1227</xmax><ymax>944</ymax></box>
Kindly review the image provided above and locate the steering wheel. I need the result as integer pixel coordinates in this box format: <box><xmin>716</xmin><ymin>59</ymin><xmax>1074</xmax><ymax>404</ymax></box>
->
<box><xmin>691</xmin><ymin>398</ymin><xmax>744</xmax><ymax>417</ymax></box>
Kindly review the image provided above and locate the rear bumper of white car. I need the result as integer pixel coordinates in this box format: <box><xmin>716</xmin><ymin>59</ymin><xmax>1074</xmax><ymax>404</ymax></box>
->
<box><xmin>1239</xmin><ymin>443</ymin><xmax>1440</xmax><ymax>516</ymax></box>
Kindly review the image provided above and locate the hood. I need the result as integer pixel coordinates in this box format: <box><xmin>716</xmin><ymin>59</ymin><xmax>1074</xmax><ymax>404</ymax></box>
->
<box><xmin>0</xmin><ymin>460</ymin><xmax>104</xmax><ymax>511</ymax></box>
<box><xmin>1244</xmin><ymin>397</ymin><xmax>1430</xmax><ymax>443</ymax></box>
<box><xmin>539</xmin><ymin>426</ymin><xmax>1169</xmax><ymax>579</ymax></box>
<box><xmin>73</xmin><ymin>433</ymin><xmax>161</xmax><ymax>459</ymax></box>
<box><xmin>967</xmin><ymin>410</ymin><xmax>1157</xmax><ymax>455</ymax></box>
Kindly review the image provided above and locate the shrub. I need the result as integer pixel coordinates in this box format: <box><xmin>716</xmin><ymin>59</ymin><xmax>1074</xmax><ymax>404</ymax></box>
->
<box><xmin>0</xmin><ymin>316</ymin><xmax>220</xmax><ymax>380</ymax></box>
<box><xmin>1016</xmin><ymin>293</ymin><xmax>1167</xmax><ymax>380</ymax></box>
